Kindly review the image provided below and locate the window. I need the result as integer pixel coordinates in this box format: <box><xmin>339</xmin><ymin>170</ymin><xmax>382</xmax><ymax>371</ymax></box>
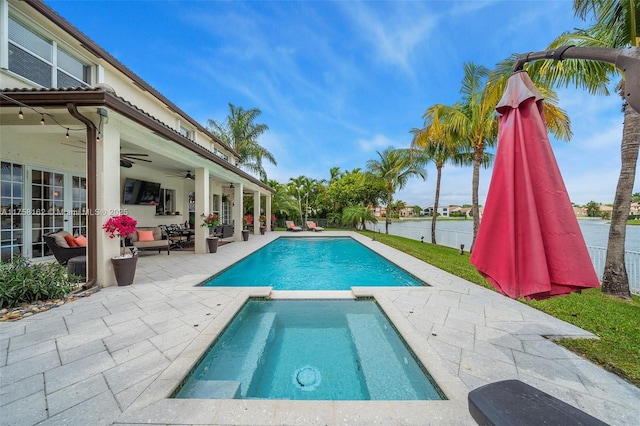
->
<box><xmin>157</xmin><ymin>188</ymin><xmax>175</xmax><ymax>215</ymax></box>
<box><xmin>179</xmin><ymin>125</ymin><xmax>193</xmax><ymax>140</ymax></box>
<box><xmin>214</xmin><ymin>148</ymin><xmax>229</xmax><ymax>162</ymax></box>
<box><xmin>1</xmin><ymin>162</ymin><xmax>24</xmax><ymax>261</ymax></box>
<box><xmin>8</xmin><ymin>16</ymin><xmax>91</xmax><ymax>88</ymax></box>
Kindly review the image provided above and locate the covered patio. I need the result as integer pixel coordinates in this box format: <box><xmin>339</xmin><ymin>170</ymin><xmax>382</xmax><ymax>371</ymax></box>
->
<box><xmin>0</xmin><ymin>88</ymin><xmax>275</xmax><ymax>287</ymax></box>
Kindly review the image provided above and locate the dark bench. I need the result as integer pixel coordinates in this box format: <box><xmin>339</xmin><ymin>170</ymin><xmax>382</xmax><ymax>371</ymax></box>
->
<box><xmin>468</xmin><ymin>380</ymin><xmax>608</xmax><ymax>426</ymax></box>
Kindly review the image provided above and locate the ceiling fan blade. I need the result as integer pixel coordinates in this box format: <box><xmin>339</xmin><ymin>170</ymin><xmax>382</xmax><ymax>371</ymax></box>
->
<box><xmin>120</xmin><ymin>153</ymin><xmax>149</xmax><ymax>156</ymax></box>
<box><xmin>121</xmin><ymin>155</ymin><xmax>152</xmax><ymax>163</ymax></box>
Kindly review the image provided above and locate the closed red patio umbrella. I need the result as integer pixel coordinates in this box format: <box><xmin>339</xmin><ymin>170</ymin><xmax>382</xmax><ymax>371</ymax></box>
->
<box><xmin>470</xmin><ymin>71</ymin><xmax>600</xmax><ymax>300</ymax></box>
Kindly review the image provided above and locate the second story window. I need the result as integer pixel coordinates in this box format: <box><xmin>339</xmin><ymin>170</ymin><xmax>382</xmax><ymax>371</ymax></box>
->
<box><xmin>8</xmin><ymin>16</ymin><xmax>91</xmax><ymax>88</ymax></box>
<box><xmin>214</xmin><ymin>148</ymin><xmax>229</xmax><ymax>162</ymax></box>
<box><xmin>179</xmin><ymin>124</ymin><xmax>193</xmax><ymax>140</ymax></box>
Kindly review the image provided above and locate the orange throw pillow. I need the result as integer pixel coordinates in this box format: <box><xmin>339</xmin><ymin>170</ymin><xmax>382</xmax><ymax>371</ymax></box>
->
<box><xmin>137</xmin><ymin>230</ymin><xmax>155</xmax><ymax>242</ymax></box>
<box><xmin>310</xmin><ymin>222</ymin><xmax>316</xmax><ymax>229</ymax></box>
<box><xmin>64</xmin><ymin>234</ymin><xmax>79</xmax><ymax>247</ymax></box>
<box><xmin>75</xmin><ymin>235</ymin><xmax>87</xmax><ymax>247</ymax></box>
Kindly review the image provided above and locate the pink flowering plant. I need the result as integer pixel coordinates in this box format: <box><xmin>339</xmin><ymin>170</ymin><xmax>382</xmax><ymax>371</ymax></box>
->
<box><xmin>201</xmin><ymin>213</ymin><xmax>220</xmax><ymax>230</ymax></box>
<box><xmin>243</xmin><ymin>214</ymin><xmax>253</xmax><ymax>229</ymax></box>
<box><xmin>102</xmin><ymin>214</ymin><xmax>137</xmax><ymax>257</ymax></box>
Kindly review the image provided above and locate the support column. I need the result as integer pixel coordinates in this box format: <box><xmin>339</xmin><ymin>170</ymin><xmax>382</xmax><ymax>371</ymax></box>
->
<box><xmin>194</xmin><ymin>168</ymin><xmax>210</xmax><ymax>254</ymax></box>
<box><xmin>253</xmin><ymin>191</ymin><xmax>261</xmax><ymax>235</ymax></box>
<box><xmin>233</xmin><ymin>183</ymin><xmax>243</xmax><ymax>241</ymax></box>
<box><xmin>266</xmin><ymin>194</ymin><xmax>272</xmax><ymax>233</ymax></box>
<box><xmin>95</xmin><ymin>123</ymin><xmax>121</xmax><ymax>287</ymax></box>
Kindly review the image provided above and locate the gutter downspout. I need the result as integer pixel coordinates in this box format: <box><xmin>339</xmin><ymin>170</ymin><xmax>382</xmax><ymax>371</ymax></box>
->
<box><xmin>512</xmin><ymin>46</ymin><xmax>640</xmax><ymax>114</ymax></box>
<box><xmin>67</xmin><ymin>103</ymin><xmax>98</xmax><ymax>289</ymax></box>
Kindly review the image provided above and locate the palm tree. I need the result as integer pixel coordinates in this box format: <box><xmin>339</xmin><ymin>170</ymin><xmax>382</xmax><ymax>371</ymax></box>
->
<box><xmin>420</xmin><ymin>63</ymin><xmax>500</xmax><ymax>247</ymax></box>
<box><xmin>268</xmin><ymin>179</ymin><xmax>298</xmax><ymax>221</ymax></box>
<box><xmin>329</xmin><ymin>167</ymin><xmax>341</xmax><ymax>184</ymax></box>
<box><xmin>207</xmin><ymin>103</ymin><xmax>276</xmax><ymax>180</ymax></box>
<box><xmin>387</xmin><ymin>199</ymin><xmax>407</xmax><ymax>217</ymax></box>
<box><xmin>523</xmin><ymin>0</ymin><xmax>639</xmax><ymax>299</ymax></box>
<box><xmin>341</xmin><ymin>205</ymin><xmax>377</xmax><ymax>230</ymax></box>
<box><xmin>423</xmin><ymin>62</ymin><xmax>572</xmax><ymax>248</ymax></box>
<box><xmin>410</xmin><ymin>128</ymin><xmax>476</xmax><ymax>244</ymax></box>
<box><xmin>301</xmin><ymin>177</ymin><xmax>317</xmax><ymax>225</ymax></box>
<box><xmin>288</xmin><ymin>176</ymin><xmax>310</xmax><ymax>224</ymax></box>
<box><xmin>366</xmin><ymin>147</ymin><xmax>427</xmax><ymax>234</ymax></box>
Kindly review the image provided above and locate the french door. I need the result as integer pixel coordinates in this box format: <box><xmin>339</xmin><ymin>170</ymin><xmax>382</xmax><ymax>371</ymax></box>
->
<box><xmin>28</xmin><ymin>166</ymin><xmax>86</xmax><ymax>260</ymax></box>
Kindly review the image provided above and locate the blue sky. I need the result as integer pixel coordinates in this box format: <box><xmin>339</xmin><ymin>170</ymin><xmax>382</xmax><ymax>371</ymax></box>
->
<box><xmin>47</xmin><ymin>0</ymin><xmax>638</xmax><ymax>207</ymax></box>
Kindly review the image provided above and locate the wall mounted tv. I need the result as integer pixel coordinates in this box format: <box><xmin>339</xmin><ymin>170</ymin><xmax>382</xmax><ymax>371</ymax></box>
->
<box><xmin>123</xmin><ymin>178</ymin><xmax>162</xmax><ymax>205</ymax></box>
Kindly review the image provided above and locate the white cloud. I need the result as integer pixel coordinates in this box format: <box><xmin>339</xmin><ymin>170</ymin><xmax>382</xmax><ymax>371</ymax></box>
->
<box><xmin>357</xmin><ymin>134</ymin><xmax>395</xmax><ymax>152</ymax></box>
<box><xmin>338</xmin><ymin>1</ymin><xmax>437</xmax><ymax>73</ymax></box>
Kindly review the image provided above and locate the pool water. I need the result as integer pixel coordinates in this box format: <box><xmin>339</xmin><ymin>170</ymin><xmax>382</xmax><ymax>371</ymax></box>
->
<box><xmin>201</xmin><ymin>237</ymin><xmax>426</xmax><ymax>290</ymax></box>
<box><xmin>174</xmin><ymin>299</ymin><xmax>445</xmax><ymax>400</ymax></box>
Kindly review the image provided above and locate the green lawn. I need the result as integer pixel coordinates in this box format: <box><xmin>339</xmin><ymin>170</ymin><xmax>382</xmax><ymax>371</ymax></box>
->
<box><xmin>358</xmin><ymin>230</ymin><xmax>640</xmax><ymax>387</ymax></box>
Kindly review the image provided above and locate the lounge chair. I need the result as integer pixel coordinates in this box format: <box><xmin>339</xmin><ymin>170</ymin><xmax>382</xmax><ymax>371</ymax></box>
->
<box><xmin>306</xmin><ymin>221</ymin><xmax>324</xmax><ymax>232</ymax></box>
<box><xmin>285</xmin><ymin>221</ymin><xmax>303</xmax><ymax>232</ymax></box>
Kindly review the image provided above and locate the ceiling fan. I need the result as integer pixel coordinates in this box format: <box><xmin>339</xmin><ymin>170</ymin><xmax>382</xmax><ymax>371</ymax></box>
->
<box><xmin>166</xmin><ymin>170</ymin><xmax>195</xmax><ymax>180</ymax></box>
<box><xmin>61</xmin><ymin>141</ymin><xmax>151</xmax><ymax>168</ymax></box>
<box><xmin>119</xmin><ymin>153</ymin><xmax>151</xmax><ymax>168</ymax></box>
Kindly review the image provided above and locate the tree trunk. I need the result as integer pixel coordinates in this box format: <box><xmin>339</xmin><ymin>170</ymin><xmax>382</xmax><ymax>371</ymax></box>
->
<box><xmin>432</xmin><ymin>165</ymin><xmax>442</xmax><ymax>244</ymax></box>
<box><xmin>470</xmin><ymin>149</ymin><xmax>483</xmax><ymax>251</ymax></box>
<box><xmin>385</xmin><ymin>190</ymin><xmax>391</xmax><ymax>234</ymax></box>
<box><xmin>601</xmin><ymin>105</ymin><xmax>639</xmax><ymax>299</ymax></box>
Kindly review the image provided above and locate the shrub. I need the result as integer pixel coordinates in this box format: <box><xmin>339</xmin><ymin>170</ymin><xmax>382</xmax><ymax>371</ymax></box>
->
<box><xmin>0</xmin><ymin>256</ymin><xmax>80</xmax><ymax>309</ymax></box>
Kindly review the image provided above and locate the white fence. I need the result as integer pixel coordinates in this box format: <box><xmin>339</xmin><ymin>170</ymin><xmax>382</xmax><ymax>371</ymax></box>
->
<box><xmin>587</xmin><ymin>246</ymin><xmax>640</xmax><ymax>295</ymax></box>
<box><xmin>372</xmin><ymin>223</ymin><xmax>640</xmax><ymax>295</ymax></box>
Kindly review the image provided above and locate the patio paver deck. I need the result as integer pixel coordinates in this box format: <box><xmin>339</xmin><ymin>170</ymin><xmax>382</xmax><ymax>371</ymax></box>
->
<box><xmin>1</xmin><ymin>231</ymin><xmax>638</xmax><ymax>425</ymax></box>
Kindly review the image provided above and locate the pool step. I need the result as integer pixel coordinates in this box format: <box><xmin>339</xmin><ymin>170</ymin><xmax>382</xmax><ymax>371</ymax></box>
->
<box><xmin>177</xmin><ymin>380</ymin><xmax>241</xmax><ymax>399</ymax></box>
<box><xmin>347</xmin><ymin>314</ymin><xmax>419</xmax><ymax>400</ymax></box>
<box><xmin>236</xmin><ymin>312</ymin><xmax>276</xmax><ymax>396</ymax></box>
<box><xmin>201</xmin><ymin>312</ymin><xmax>276</xmax><ymax>397</ymax></box>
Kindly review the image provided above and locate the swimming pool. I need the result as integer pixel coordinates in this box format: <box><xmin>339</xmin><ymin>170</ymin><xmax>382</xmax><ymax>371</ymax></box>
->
<box><xmin>174</xmin><ymin>299</ymin><xmax>445</xmax><ymax>400</ymax></box>
<box><xmin>201</xmin><ymin>237</ymin><xmax>426</xmax><ymax>290</ymax></box>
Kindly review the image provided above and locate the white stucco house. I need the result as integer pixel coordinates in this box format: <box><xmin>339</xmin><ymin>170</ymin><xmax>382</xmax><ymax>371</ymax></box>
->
<box><xmin>0</xmin><ymin>0</ymin><xmax>275</xmax><ymax>287</ymax></box>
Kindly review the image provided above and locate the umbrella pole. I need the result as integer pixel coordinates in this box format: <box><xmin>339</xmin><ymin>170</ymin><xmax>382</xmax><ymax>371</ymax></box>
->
<box><xmin>512</xmin><ymin>46</ymin><xmax>640</xmax><ymax>114</ymax></box>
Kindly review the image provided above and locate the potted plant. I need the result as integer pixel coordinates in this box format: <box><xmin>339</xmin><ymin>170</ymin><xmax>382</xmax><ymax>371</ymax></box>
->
<box><xmin>103</xmin><ymin>214</ymin><xmax>138</xmax><ymax>286</ymax></box>
<box><xmin>242</xmin><ymin>214</ymin><xmax>252</xmax><ymax>241</ymax></box>
<box><xmin>259</xmin><ymin>214</ymin><xmax>266</xmax><ymax>235</ymax></box>
<box><xmin>201</xmin><ymin>213</ymin><xmax>220</xmax><ymax>253</ymax></box>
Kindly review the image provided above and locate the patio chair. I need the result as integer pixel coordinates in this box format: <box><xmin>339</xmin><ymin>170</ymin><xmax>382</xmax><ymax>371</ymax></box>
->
<box><xmin>306</xmin><ymin>221</ymin><xmax>324</xmax><ymax>232</ymax></box>
<box><xmin>285</xmin><ymin>221</ymin><xmax>303</xmax><ymax>232</ymax></box>
<box><xmin>44</xmin><ymin>231</ymin><xmax>86</xmax><ymax>265</ymax></box>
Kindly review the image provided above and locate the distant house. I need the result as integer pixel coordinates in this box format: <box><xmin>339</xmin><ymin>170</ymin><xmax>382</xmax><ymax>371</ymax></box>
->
<box><xmin>423</xmin><ymin>205</ymin><xmax>449</xmax><ymax>217</ymax></box>
<box><xmin>599</xmin><ymin>204</ymin><xmax>614</xmax><ymax>216</ymax></box>
<box><xmin>630</xmin><ymin>202</ymin><xmax>640</xmax><ymax>216</ymax></box>
<box><xmin>449</xmin><ymin>205</ymin><xmax>472</xmax><ymax>218</ymax></box>
<box><xmin>573</xmin><ymin>206</ymin><xmax>588</xmax><ymax>217</ymax></box>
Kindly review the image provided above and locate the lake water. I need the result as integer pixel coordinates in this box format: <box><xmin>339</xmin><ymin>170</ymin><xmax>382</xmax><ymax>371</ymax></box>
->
<box><xmin>373</xmin><ymin>219</ymin><xmax>640</xmax><ymax>252</ymax></box>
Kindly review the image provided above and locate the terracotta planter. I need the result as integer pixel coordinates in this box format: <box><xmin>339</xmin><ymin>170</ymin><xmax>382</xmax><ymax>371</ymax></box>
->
<box><xmin>207</xmin><ymin>237</ymin><xmax>219</xmax><ymax>253</ymax></box>
<box><xmin>242</xmin><ymin>230</ymin><xmax>249</xmax><ymax>241</ymax></box>
<box><xmin>111</xmin><ymin>255</ymin><xmax>138</xmax><ymax>286</ymax></box>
